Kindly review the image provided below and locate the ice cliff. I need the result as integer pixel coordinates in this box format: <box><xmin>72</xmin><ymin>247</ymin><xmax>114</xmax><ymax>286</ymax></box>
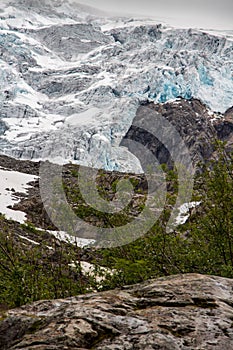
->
<box><xmin>0</xmin><ymin>0</ymin><xmax>232</xmax><ymax>172</ymax></box>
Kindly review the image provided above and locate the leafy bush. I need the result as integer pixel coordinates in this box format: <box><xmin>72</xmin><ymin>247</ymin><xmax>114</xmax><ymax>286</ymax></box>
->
<box><xmin>0</xmin><ymin>224</ymin><xmax>88</xmax><ymax>308</ymax></box>
<box><xmin>99</xmin><ymin>144</ymin><xmax>233</xmax><ymax>288</ymax></box>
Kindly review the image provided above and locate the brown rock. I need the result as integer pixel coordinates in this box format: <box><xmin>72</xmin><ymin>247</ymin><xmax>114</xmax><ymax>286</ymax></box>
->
<box><xmin>123</xmin><ymin>98</ymin><xmax>233</xmax><ymax>168</ymax></box>
<box><xmin>1</xmin><ymin>274</ymin><xmax>233</xmax><ymax>349</ymax></box>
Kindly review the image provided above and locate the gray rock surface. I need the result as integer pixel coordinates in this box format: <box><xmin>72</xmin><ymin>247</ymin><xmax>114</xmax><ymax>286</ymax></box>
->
<box><xmin>123</xmin><ymin>98</ymin><xmax>233</xmax><ymax>168</ymax></box>
<box><xmin>1</xmin><ymin>274</ymin><xmax>233</xmax><ymax>349</ymax></box>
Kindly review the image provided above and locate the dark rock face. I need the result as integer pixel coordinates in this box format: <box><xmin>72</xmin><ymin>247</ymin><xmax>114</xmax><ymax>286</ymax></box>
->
<box><xmin>214</xmin><ymin>107</ymin><xmax>233</xmax><ymax>151</ymax></box>
<box><xmin>0</xmin><ymin>154</ymin><xmax>39</xmax><ymax>175</ymax></box>
<box><xmin>123</xmin><ymin>99</ymin><xmax>227</xmax><ymax>168</ymax></box>
<box><xmin>1</xmin><ymin>274</ymin><xmax>233</xmax><ymax>349</ymax></box>
<box><xmin>0</xmin><ymin>120</ymin><xmax>8</xmax><ymax>136</ymax></box>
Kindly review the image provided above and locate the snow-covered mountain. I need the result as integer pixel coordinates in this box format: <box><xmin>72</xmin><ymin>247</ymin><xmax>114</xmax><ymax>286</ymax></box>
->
<box><xmin>0</xmin><ymin>0</ymin><xmax>232</xmax><ymax>172</ymax></box>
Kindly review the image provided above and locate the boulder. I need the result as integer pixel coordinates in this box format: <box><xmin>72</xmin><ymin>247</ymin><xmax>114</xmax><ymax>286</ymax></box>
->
<box><xmin>1</xmin><ymin>274</ymin><xmax>233</xmax><ymax>349</ymax></box>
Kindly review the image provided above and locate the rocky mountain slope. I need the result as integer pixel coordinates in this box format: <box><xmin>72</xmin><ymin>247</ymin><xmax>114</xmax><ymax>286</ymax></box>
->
<box><xmin>0</xmin><ymin>0</ymin><xmax>232</xmax><ymax>172</ymax></box>
<box><xmin>0</xmin><ymin>4</ymin><xmax>232</xmax><ymax>347</ymax></box>
<box><xmin>1</xmin><ymin>274</ymin><xmax>233</xmax><ymax>349</ymax></box>
<box><xmin>123</xmin><ymin>98</ymin><xmax>233</xmax><ymax>168</ymax></box>
<box><xmin>0</xmin><ymin>98</ymin><xmax>229</xmax><ymax>231</ymax></box>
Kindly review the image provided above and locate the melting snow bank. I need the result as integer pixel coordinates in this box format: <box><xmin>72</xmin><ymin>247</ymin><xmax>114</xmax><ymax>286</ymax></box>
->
<box><xmin>176</xmin><ymin>201</ymin><xmax>201</xmax><ymax>225</ymax></box>
<box><xmin>69</xmin><ymin>261</ymin><xmax>114</xmax><ymax>284</ymax></box>
<box><xmin>48</xmin><ymin>230</ymin><xmax>95</xmax><ymax>248</ymax></box>
<box><xmin>0</xmin><ymin>168</ymin><xmax>37</xmax><ymax>223</ymax></box>
<box><xmin>0</xmin><ymin>167</ymin><xmax>94</xmax><ymax>248</ymax></box>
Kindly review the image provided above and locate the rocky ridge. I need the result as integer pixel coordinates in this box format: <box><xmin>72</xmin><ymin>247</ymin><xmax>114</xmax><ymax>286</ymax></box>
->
<box><xmin>124</xmin><ymin>98</ymin><xmax>233</xmax><ymax>168</ymax></box>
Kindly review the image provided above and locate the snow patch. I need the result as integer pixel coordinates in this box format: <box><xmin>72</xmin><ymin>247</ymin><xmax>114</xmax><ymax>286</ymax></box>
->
<box><xmin>48</xmin><ymin>230</ymin><xmax>95</xmax><ymax>248</ymax></box>
<box><xmin>0</xmin><ymin>168</ymin><xmax>38</xmax><ymax>223</ymax></box>
<box><xmin>176</xmin><ymin>201</ymin><xmax>201</xmax><ymax>225</ymax></box>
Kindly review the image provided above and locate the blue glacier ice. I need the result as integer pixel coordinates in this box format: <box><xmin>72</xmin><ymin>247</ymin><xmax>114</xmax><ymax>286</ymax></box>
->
<box><xmin>0</xmin><ymin>0</ymin><xmax>232</xmax><ymax>172</ymax></box>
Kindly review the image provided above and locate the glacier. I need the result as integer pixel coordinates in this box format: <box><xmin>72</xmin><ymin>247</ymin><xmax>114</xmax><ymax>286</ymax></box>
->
<box><xmin>0</xmin><ymin>0</ymin><xmax>232</xmax><ymax>172</ymax></box>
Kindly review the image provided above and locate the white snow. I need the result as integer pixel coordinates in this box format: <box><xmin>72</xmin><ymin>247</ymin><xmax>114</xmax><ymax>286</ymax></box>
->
<box><xmin>68</xmin><ymin>260</ymin><xmax>114</xmax><ymax>283</ymax></box>
<box><xmin>2</xmin><ymin>112</ymin><xmax>63</xmax><ymax>143</ymax></box>
<box><xmin>17</xmin><ymin>234</ymin><xmax>40</xmax><ymax>245</ymax></box>
<box><xmin>87</xmin><ymin>71</ymin><xmax>113</xmax><ymax>90</ymax></box>
<box><xmin>32</xmin><ymin>51</ymin><xmax>67</xmax><ymax>69</ymax></box>
<box><xmin>0</xmin><ymin>168</ymin><xmax>94</xmax><ymax>247</ymax></box>
<box><xmin>65</xmin><ymin>107</ymin><xmax>101</xmax><ymax>127</ymax></box>
<box><xmin>176</xmin><ymin>201</ymin><xmax>201</xmax><ymax>225</ymax></box>
<box><xmin>0</xmin><ymin>3</ymin><xmax>77</xmax><ymax>30</ymax></box>
<box><xmin>0</xmin><ymin>168</ymin><xmax>38</xmax><ymax>223</ymax></box>
<box><xmin>80</xmin><ymin>261</ymin><xmax>113</xmax><ymax>283</ymax></box>
<box><xmin>101</xmin><ymin>18</ymin><xmax>164</xmax><ymax>31</ymax></box>
<box><xmin>48</xmin><ymin>230</ymin><xmax>95</xmax><ymax>248</ymax></box>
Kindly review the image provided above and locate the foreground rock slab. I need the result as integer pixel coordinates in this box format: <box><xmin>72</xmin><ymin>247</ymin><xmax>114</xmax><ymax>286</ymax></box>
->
<box><xmin>1</xmin><ymin>274</ymin><xmax>233</xmax><ymax>349</ymax></box>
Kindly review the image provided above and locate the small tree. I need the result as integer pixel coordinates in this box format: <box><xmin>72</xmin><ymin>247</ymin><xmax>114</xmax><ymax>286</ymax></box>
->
<box><xmin>188</xmin><ymin>142</ymin><xmax>233</xmax><ymax>276</ymax></box>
